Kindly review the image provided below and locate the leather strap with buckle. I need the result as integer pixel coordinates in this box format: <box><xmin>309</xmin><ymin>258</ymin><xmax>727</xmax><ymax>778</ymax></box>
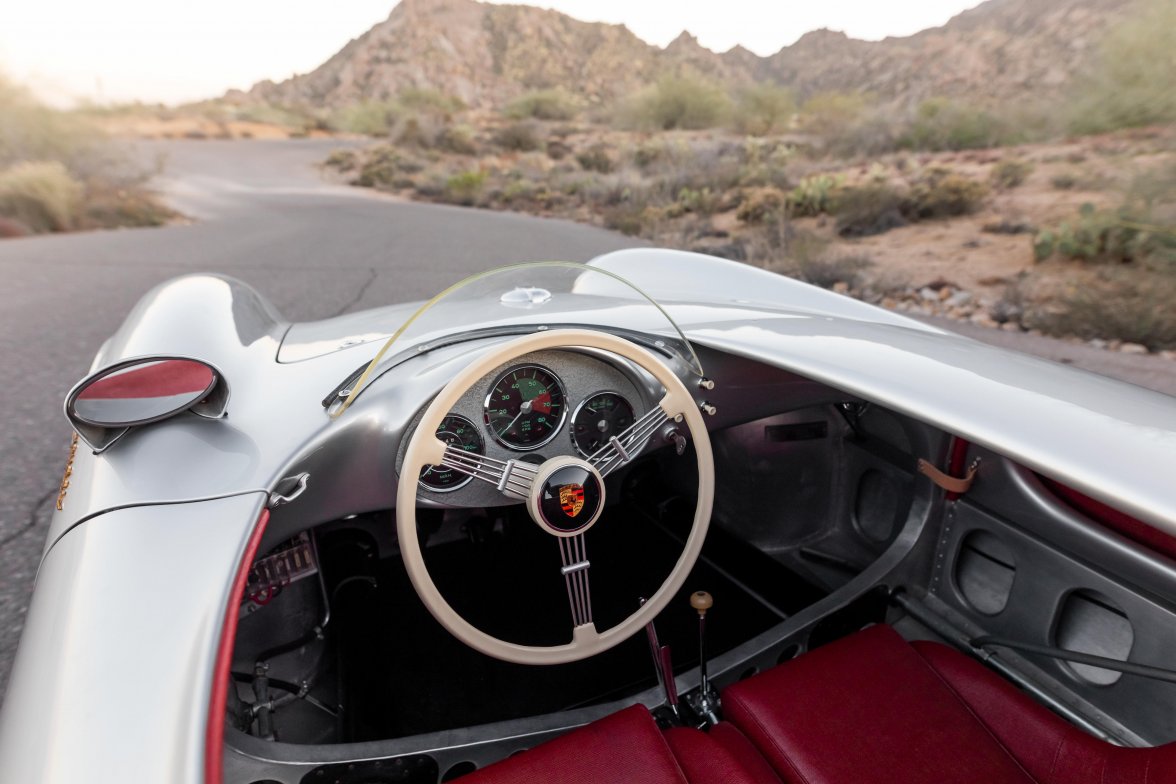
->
<box><xmin>917</xmin><ymin>457</ymin><xmax>980</xmax><ymax>494</ymax></box>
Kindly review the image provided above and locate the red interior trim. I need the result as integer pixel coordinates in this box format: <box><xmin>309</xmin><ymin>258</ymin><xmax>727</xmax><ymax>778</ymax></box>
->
<box><xmin>205</xmin><ymin>508</ymin><xmax>270</xmax><ymax>784</ymax></box>
<box><xmin>1039</xmin><ymin>476</ymin><xmax>1176</xmax><ymax>562</ymax></box>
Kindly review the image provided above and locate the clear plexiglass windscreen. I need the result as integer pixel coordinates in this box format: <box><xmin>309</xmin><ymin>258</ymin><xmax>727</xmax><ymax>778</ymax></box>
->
<box><xmin>332</xmin><ymin>262</ymin><xmax>703</xmax><ymax>416</ymax></box>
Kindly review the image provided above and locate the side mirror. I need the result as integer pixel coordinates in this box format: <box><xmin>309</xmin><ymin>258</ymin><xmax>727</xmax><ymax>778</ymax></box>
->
<box><xmin>65</xmin><ymin>357</ymin><xmax>229</xmax><ymax>452</ymax></box>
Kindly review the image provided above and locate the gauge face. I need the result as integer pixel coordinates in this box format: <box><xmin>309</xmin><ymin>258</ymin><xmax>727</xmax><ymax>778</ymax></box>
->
<box><xmin>571</xmin><ymin>392</ymin><xmax>636</xmax><ymax>458</ymax></box>
<box><xmin>483</xmin><ymin>365</ymin><xmax>567</xmax><ymax>450</ymax></box>
<box><xmin>419</xmin><ymin>414</ymin><xmax>484</xmax><ymax>492</ymax></box>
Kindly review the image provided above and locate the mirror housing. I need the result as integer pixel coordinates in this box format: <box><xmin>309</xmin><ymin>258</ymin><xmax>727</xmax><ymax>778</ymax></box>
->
<box><xmin>65</xmin><ymin>357</ymin><xmax>229</xmax><ymax>452</ymax></box>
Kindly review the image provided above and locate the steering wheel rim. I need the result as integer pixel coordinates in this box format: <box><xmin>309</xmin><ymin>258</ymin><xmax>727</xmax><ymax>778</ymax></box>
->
<box><xmin>396</xmin><ymin>328</ymin><xmax>714</xmax><ymax>665</ymax></box>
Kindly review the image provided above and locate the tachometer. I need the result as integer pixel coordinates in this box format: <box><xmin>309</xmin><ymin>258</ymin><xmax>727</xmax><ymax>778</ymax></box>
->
<box><xmin>419</xmin><ymin>414</ymin><xmax>483</xmax><ymax>492</ymax></box>
<box><xmin>571</xmin><ymin>392</ymin><xmax>636</xmax><ymax>457</ymax></box>
<box><xmin>483</xmin><ymin>365</ymin><xmax>566</xmax><ymax>450</ymax></box>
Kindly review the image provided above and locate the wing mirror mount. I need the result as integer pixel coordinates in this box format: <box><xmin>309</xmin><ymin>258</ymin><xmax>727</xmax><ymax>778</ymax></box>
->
<box><xmin>65</xmin><ymin>356</ymin><xmax>229</xmax><ymax>453</ymax></box>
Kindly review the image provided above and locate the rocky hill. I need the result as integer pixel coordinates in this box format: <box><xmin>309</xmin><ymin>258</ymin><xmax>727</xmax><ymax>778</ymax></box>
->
<box><xmin>246</xmin><ymin>0</ymin><xmax>1134</xmax><ymax>109</ymax></box>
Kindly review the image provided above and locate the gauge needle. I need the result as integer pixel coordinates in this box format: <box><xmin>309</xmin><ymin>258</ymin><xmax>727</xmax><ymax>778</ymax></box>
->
<box><xmin>499</xmin><ymin>399</ymin><xmax>533</xmax><ymax>436</ymax></box>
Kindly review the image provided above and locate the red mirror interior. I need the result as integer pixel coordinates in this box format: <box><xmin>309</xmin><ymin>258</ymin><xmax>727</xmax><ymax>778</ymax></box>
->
<box><xmin>72</xmin><ymin>359</ymin><xmax>217</xmax><ymax>427</ymax></box>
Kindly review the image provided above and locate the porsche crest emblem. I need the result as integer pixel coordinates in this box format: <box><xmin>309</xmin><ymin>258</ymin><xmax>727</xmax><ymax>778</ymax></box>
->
<box><xmin>558</xmin><ymin>483</ymin><xmax>585</xmax><ymax>518</ymax></box>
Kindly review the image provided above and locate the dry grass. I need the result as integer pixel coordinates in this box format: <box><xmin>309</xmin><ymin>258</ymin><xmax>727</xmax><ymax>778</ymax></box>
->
<box><xmin>0</xmin><ymin>74</ymin><xmax>174</xmax><ymax>235</ymax></box>
<box><xmin>0</xmin><ymin>161</ymin><xmax>82</xmax><ymax>232</ymax></box>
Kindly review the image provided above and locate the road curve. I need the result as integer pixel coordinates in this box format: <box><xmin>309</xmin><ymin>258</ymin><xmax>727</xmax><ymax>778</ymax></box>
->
<box><xmin>0</xmin><ymin>139</ymin><xmax>1173</xmax><ymax>700</ymax></box>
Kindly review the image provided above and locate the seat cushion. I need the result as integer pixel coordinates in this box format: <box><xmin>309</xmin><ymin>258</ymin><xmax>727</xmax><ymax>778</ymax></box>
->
<box><xmin>665</xmin><ymin>723</ymin><xmax>784</xmax><ymax>784</ymax></box>
<box><xmin>721</xmin><ymin>624</ymin><xmax>1037</xmax><ymax>784</ymax></box>
<box><xmin>458</xmin><ymin>704</ymin><xmax>689</xmax><ymax>784</ymax></box>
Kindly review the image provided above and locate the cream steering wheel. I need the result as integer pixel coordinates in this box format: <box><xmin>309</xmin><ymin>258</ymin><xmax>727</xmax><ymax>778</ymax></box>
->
<box><xmin>396</xmin><ymin>328</ymin><xmax>714</xmax><ymax>665</ymax></box>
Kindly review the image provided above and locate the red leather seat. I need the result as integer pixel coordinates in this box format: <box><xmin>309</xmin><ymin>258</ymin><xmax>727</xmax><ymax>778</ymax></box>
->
<box><xmin>456</xmin><ymin>704</ymin><xmax>773</xmax><ymax>784</ymax></box>
<box><xmin>457</xmin><ymin>705</ymin><xmax>690</xmax><ymax>784</ymax></box>
<box><xmin>722</xmin><ymin>624</ymin><xmax>1176</xmax><ymax>784</ymax></box>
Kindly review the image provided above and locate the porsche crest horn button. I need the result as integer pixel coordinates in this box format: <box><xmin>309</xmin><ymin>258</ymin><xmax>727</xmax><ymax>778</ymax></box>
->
<box><xmin>530</xmin><ymin>460</ymin><xmax>604</xmax><ymax>535</ymax></box>
<box><xmin>559</xmin><ymin>483</ymin><xmax>585</xmax><ymax>517</ymax></box>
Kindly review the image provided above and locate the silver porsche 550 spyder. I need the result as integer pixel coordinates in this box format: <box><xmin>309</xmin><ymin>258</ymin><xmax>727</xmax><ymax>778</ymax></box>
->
<box><xmin>2</xmin><ymin>250</ymin><xmax>1175</xmax><ymax>783</ymax></box>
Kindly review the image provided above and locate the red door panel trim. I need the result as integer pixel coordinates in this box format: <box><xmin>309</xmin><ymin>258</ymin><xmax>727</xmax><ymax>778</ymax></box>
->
<box><xmin>205</xmin><ymin>508</ymin><xmax>270</xmax><ymax>784</ymax></box>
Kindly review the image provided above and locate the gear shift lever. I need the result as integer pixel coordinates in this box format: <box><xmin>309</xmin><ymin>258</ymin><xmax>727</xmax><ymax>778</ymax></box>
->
<box><xmin>688</xmin><ymin>591</ymin><xmax>721</xmax><ymax>725</ymax></box>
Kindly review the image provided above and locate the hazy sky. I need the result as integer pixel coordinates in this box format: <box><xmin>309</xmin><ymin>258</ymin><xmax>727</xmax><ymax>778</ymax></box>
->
<box><xmin>1</xmin><ymin>0</ymin><xmax>979</xmax><ymax>106</ymax></box>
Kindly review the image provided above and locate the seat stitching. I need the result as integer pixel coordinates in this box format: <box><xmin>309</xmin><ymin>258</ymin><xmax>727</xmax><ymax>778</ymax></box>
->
<box><xmin>725</xmin><ymin>690</ymin><xmax>815</xmax><ymax>784</ymax></box>
<box><xmin>911</xmin><ymin>647</ymin><xmax>1043</xmax><ymax>784</ymax></box>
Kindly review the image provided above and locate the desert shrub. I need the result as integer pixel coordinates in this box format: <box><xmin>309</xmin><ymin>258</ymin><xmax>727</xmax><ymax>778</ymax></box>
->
<box><xmin>444</xmin><ymin>170</ymin><xmax>488</xmax><ymax>206</ymax></box>
<box><xmin>494</xmin><ymin>121</ymin><xmax>542</xmax><ymax>151</ymax></box>
<box><xmin>1017</xmin><ymin>268</ymin><xmax>1176</xmax><ymax>350</ymax></box>
<box><xmin>901</xmin><ymin>98</ymin><xmax>1013</xmax><ymax>151</ymax></box>
<box><xmin>825</xmin><ymin>112</ymin><xmax>906</xmax><ymax>157</ymax></box>
<box><xmin>736</xmin><ymin>138</ymin><xmax>793</xmax><ymax>188</ymax></box>
<box><xmin>330</xmin><ymin>101</ymin><xmax>401</xmax><ymax>136</ymax></box>
<box><xmin>792</xmin><ymin>253</ymin><xmax>874</xmax><ymax>289</ymax></box>
<box><xmin>0</xmin><ymin>75</ymin><xmax>105</xmax><ymax>175</ymax></box>
<box><xmin>0</xmin><ymin>161</ymin><xmax>82</xmax><ymax>232</ymax></box>
<box><xmin>1051</xmin><ymin>173</ymin><xmax>1079</xmax><ymax>190</ymax></box>
<box><xmin>903</xmin><ymin>168</ymin><xmax>988</xmax><ymax>219</ymax></box>
<box><xmin>615</xmin><ymin>76</ymin><xmax>731</xmax><ymax>131</ymax></box>
<box><xmin>234</xmin><ymin>103</ymin><xmax>321</xmax><ymax>133</ymax></box>
<box><xmin>787</xmin><ymin>174</ymin><xmax>842</xmax><ymax>217</ymax></box>
<box><xmin>1034</xmin><ymin>204</ymin><xmax>1176</xmax><ymax>267</ymax></box>
<box><xmin>990</xmin><ymin>158</ymin><xmax>1034</xmax><ymax>189</ymax></box>
<box><xmin>506</xmin><ymin>89</ymin><xmax>579</xmax><ymax>121</ymax></box>
<box><xmin>545</xmin><ymin>139</ymin><xmax>572</xmax><ymax>160</ymax></box>
<box><xmin>1066</xmin><ymin>0</ymin><xmax>1176</xmax><ymax>135</ymax></box>
<box><xmin>396</xmin><ymin>88</ymin><xmax>465</xmax><ymax>115</ymax></box>
<box><xmin>324</xmin><ymin>149</ymin><xmax>359</xmax><ymax>171</ymax></box>
<box><xmin>1034</xmin><ymin>163</ymin><xmax>1176</xmax><ymax>267</ymax></box>
<box><xmin>799</xmin><ymin>92</ymin><xmax>869</xmax><ymax>138</ymax></box>
<box><xmin>833</xmin><ymin>183</ymin><xmax>908</xmax><ymax>237</ymax></box>
<box><xmin>736</xmin><ymin>187</ymin><xmax>788</xmax><ymax>224</ymax></box>
<box><xmin>602</xmin><ymin>203</ymin><xmax>653</xmax><ymax>236</ymax></box>
<box><xmin>732</xmin><ymin>83</ymin><xmax>795</xmax><ymax>136</ymax></box>
<box><xmin>669</xmin><ymin>187</ymin><xmax>721</xmax><ymax>217</ymax></box>
<box><xmin>352</xmin><ymin>147</ymin><xmax>425</xmax><ymax>188</ymax></box>
<box><xmin>633</xmin><ymin>139</ymin><xmax>670</xmax><ymax>169</ymax></box>
<box><xmin>575</xmin><ymin>144</ymin><xmax>615</xmax><ymax>173</ymax></box>
<box><xmin>798</xmin><ymin>93</ymin><xmax>909</xmax><ymax>157</ymax></box>
<box><xmin>435</xmin><ymin>125</ymin><xmax>478</xmax><ymax>155</ymax></box>
<box><xmin>80</xmin><ymin>183</ymin><xmax>174</xmax><ymax>229</ymax></box>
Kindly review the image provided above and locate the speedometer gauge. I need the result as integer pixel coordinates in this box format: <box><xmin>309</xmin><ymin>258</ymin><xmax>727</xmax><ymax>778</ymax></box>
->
<box><xmin>419</xmin><ymin>414</ymin><xmax>483</xmax><ymax>492</ymax></box>
<box><xmin>483</xmin><ymin>365</ymin><xmax>566</xmax><ymax>450</ymax></box>
<box><xmin>571</xmin><ymin>392</ymin><xmax>636</xmax><ymax>457</ymax></box>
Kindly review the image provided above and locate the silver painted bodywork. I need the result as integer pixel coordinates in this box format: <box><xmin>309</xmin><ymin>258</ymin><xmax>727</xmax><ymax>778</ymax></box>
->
<box><xmin>1</xmin><ymin>248</ymin><xmax>1174</xmax><ymax>782</ymax></box>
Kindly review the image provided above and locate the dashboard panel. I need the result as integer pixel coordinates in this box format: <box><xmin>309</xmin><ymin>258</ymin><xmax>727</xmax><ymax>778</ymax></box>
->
<box><xmin>401</xmin><ymin>348</ymin><xmax>656</xmax><ymax>507</ymax></box>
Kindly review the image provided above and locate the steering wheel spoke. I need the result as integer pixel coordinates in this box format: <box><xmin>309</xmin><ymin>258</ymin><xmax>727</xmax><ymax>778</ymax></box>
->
<box><xmin>588</xmin><ymin>402</ymin><xmax>671</xmax><ymax>477</ymax></box>
<box><xmin>559</xmin><ymin>533</ymin><xmax>594</xmax><ymax>629</ymax></box>
<box><xmin>433</xmin><ymin>443</ymin><xmax>537</xmax><ymax>499</ymax></box>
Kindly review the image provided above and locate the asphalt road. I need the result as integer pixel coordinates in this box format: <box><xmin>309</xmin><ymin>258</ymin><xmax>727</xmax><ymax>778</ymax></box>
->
<box><xmin>0</xmin><ymin>139</ymin><xmax>1173</xmax><ymax>701</ymax></box>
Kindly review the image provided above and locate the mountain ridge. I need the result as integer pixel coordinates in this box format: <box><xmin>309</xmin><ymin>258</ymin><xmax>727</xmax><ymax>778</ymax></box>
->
<box><xmin>245</xmin><ymin>0</ymin><xmax>1133</xmax><ymax>109</ymax></box>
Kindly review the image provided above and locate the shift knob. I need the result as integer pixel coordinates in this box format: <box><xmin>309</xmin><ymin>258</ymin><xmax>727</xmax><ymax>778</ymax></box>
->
<box><xmin>690</xmin><ymin>591</ymin><xmax>713</xmax><ymax>617</ymax></box>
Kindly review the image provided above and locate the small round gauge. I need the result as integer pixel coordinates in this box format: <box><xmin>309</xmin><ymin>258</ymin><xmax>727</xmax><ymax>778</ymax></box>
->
<box><xmin>571</xmin><ymin>392</ymin><xmax>636</xmax><ymax>458</ymax></box>
<box><xmin>419</xmin><ymin>414</ymin><xmax>484</xmax><ymax>492</ymax></box>
<box><xmin>483</xmin><ymin>365</ymin><xmax>567</xmax><ymax>450</ymax></box>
